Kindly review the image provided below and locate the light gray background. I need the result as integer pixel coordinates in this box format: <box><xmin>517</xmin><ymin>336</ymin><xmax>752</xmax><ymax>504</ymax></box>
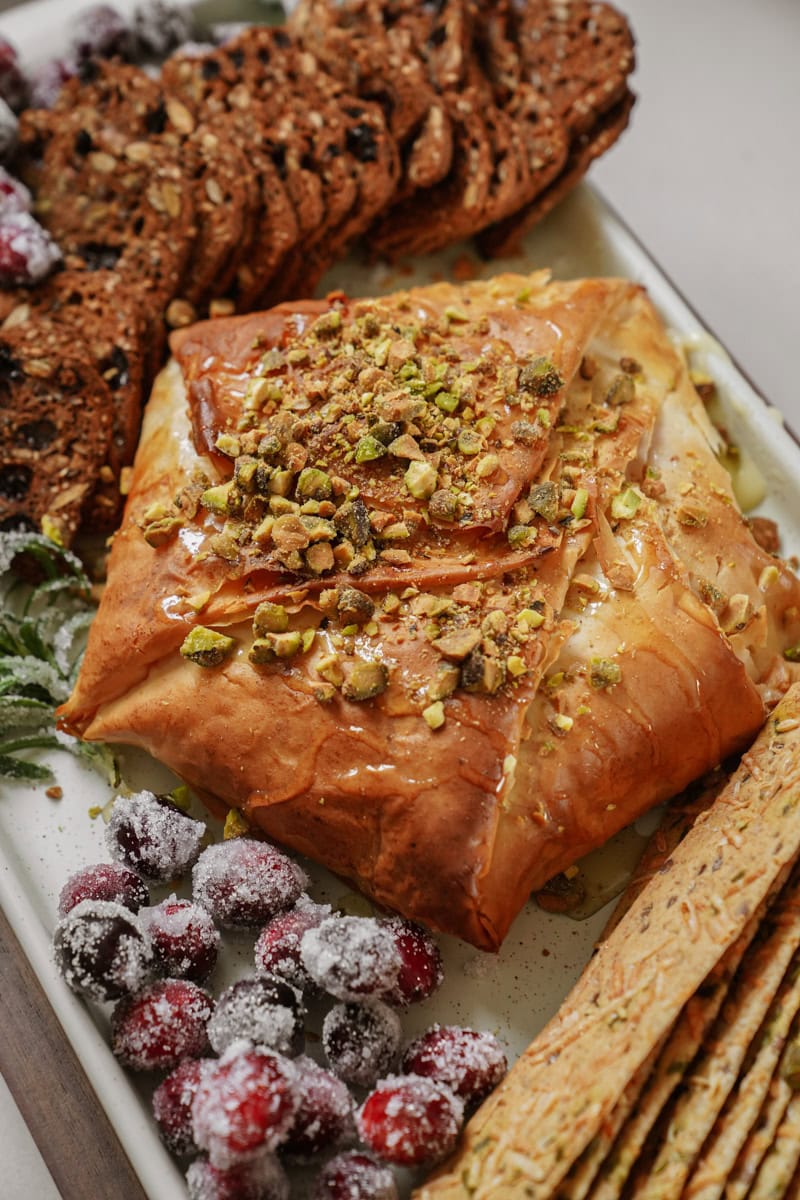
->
<box><xmin>1</xmin><ymin>0</ymin><xmax>798</xmax><ymax>1195</ymax></box>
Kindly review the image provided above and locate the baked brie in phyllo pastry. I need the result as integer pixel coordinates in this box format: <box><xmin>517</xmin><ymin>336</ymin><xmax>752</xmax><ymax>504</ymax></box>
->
<box><xmin>60</xmin><ymin>272</ymin><xmax>800</xmax><ymax>949</ymax></box>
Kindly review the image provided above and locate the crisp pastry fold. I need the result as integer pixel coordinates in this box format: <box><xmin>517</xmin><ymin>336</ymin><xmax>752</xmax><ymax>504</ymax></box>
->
<box><xmin>60</xmin><ymin>272</ymin><xmax>800</xmax><ymax>949</ymax></box>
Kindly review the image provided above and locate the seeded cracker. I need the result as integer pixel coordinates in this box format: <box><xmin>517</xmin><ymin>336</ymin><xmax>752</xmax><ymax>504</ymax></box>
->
<box><xmin>417</xmin><ymin>686</ymin><xmax>800</xmax><ymax>1197</ymax></box>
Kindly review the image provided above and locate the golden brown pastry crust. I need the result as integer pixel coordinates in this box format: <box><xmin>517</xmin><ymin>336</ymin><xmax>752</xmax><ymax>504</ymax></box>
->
<box><xmin>60</xmin><ymin>273</ymin><xmax>799</xmax><ymax>949</ymax></box>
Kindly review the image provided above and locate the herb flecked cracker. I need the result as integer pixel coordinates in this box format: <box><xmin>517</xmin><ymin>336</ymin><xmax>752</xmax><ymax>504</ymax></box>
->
<box><xmin>417</xmin><ymin>686</ymin><xmax>800</xmax><ymax>1199</ymax></box>
<box><xmin>726</xmin><ymin>1024</ymin><xmax>800</xmax><ymax>1199</ymax></box>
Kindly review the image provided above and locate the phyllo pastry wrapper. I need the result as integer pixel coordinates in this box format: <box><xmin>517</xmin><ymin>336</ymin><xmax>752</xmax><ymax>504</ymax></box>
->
<box><xmin>60</xmin><ymin>272</ymin><xmax>800</xmax><ymax>949</ymax></box>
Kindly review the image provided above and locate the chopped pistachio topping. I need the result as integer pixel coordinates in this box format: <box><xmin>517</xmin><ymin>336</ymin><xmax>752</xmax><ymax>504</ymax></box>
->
<box><xmin>223</xmin><ymin>808</ymin><xmax>251</xmax><ymax>839</ymax></box>
<box><xmin>253</xmin><ymin>602</ymin><xmax>289</xmax><ymax>635</ymax></box>
<box><xmin>422</xmin><ymin>701</ymin><xmax>446</xmax><ymax>730</ymax></box>
<box><xmin>571</xmin><ymin>488</ymin><xmax>589</xmax><ymax>520</ymax></box>
<box><xmin>517</xmin><ymin>607</ymin><xmax>545</xmax><ymax>630</ymax></box>
<box><xmin>404</xmin><ymin>460</ymin><xmax>437</xmax><ymax>500</ymax></box>
<box><xmin>519</xmin><ymin>357</ymin><xmax>563</xmax><ymax>397</ymax></box>
<box><xmin>341</xmin><ymin>659</ymin><xmax>389</xmax><ymax>701</ymax></box>
<box><xmin>590</xmin><ymin>658</ymin><xmax>622</xmax><ymax>688</ymax></box>
<box><xmin>528</xmin><ymin>482</ymin><xmax>559</xmax><ymax>522</ymax></box>
<box><xmin>610</xmin><ymin>487</ymin><xmax>641</xmax><ymax>520</ymax></box>
<box><xmin>338</xmin><ymin>586</ymin><xmax>375</xmax><ymax>624</ymax></box>
<box><xmin>354</xmin><ymin>435</ymin><xmax>387</xmax><ymax>464</ymax></box>
<box><xmin>180</xmin><ymin>626</ymin><xmax>235</xmax><ymax>667</ymax></box>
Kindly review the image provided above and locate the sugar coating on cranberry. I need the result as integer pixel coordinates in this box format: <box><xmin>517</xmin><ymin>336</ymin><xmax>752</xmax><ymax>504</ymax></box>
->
<box><xmin>192</xmin><ymin>838</ymin><xmax>307</xmax><ymax>929</ymax></box>
<box><xmin>141</xmin><ymin>896</ymin><xmax>219</xmax><ymax>982</ymax></box>
<box><xmin>28</xmin><ymin>57</ymin><xmax>76</xmax><ymax>110</ymax></box>
<box><xmin>132</xmin><ymin>0</ymin><xmax>196</xmax><ymax>58</ymax></box>
<box><xmin>401</xmin><ymin>1025</ymin><xmax>507</xmax><ymax>1108</ymax></box>
<box><xmin>52</xmin><ymin>898</ymin><xmax>153</xmax><ymax>1001</ymax></box>
<box><xmin>0</xmin><ymin>212</ymin><xmax>61</xmax><ymax>286</ymax></box>
<box><xmin>186</xmin><ymin>1155</ymin><xmax>289</xmax><ymax>1200</ymax></box>
<box><xmin>71</xmin><ymin>4</ymin><xmax>133</xmax><ymax>62</ymax></box>
<box><xmin>58</xmin><ymin>861</ymin><xmax>148</xmax><ymax>917</ymax></box>
<box><xmin>0</xmin><ymin>99</ymin><xmax>18</xmax><ymax>162</ymax></box>
<box><xmin>357</xmin><ymin>1074</ymin><xmax>464</xmax><ymax>1167</ymax></box>
<box><xmin>300</xmin><ymin>916</ymin><xmax>400</xmax><ymax>1002</ymax></box>
<box><xmin>312</xmin><ymin>1150</ymin><xmax>398</xmax><ymax>1200</ymax></box>
<box><xmin>192</xmin><ymin>1045</ymin><xmax>298</xmax><ymax>1169</ymax></box>
<box><xmin>322</xmin><ymin>1000</ymin><xmax>402</xmax><ymax>1089</ymax></box>
<box><xmin>254</xmin><ymin>897</ymin><xmax>331</xmax><ymax>993</ymax></box>
<box><xmin>111</xmin><ymin>978</ymin><xmax>213</xmax><ymax>1071</ymax></box>
<box><xmin>153</xmin><ymin>1057</ymin><xmax>212</xmax><ymax>1157</ymax></box>
<box><xmin>0</xmin><ymin>37</ymin><xmax>29</xmax><ymax>112</ymax></box>
<box><xmin>208</xmin><ymin>977</ymin><xmax>304</xmax><ymax>1058</ymax></box>
<box><xmin>380</xmin><ymin>917</ymin><xmax>444</xmax><ymax>1007</ymax></box>
<box><xmin>106</xmin><ymin>790</ymin><xmax>205</xmax><ymax>882</ymax></box>
<box><xmin>281</xmin><ymin>1055</ymin><xmax>354</xmax><ymax>1160</ymax></box>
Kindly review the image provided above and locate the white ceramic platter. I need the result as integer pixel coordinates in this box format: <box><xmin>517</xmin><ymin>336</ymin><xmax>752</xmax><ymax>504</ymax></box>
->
<box><xmin>2</xmin><ymin>3</ymin><xmax>800</xmax><ymax>1198</ymax></box>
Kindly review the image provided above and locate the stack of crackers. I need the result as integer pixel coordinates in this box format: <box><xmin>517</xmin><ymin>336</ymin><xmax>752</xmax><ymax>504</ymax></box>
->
<box><xmin>417</xmin><ymin>685</ymin><xmax>800</xmax><ymax>1199</ymax></box>
<box><xmin>0</xmin><ymin>1</ymin><xmax>634</xmax><ymax>544</ymax></box>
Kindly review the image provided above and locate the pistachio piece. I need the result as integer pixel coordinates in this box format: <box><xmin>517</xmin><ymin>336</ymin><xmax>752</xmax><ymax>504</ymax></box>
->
<box><xmin>355</xmin><ymin>435</ymin><xmax>387</xmax><ymax>464</ymax></box>
<box><xmin>427</xmin><ymin>665</ymin><xmax>460</xmax><ymax>701</ymax></box>
<box><xmin>605</xmin><ymin>373</ymin><xmax>635</xmax><ymax>406</ymax></box>
<box><xmin>457</xmin><ymin>428</ymin><xmax>483</xmax><ymax>456</ymax></box>
<box><xmin>249</xmin><ymin>630</ymin><xmax>303</xmax><ymax>664</ymax></box>
<box><xmin>296</xmin><ymin>467</ymin><xmax>333</xmax><ymax>500</ymax></box>
<box><xmin>253</xmin><ymin>602</ymin><xmax>289</xmax><ymax>636</ymax></box>
<box><xmin>215</xmin><ymin>433</ymin><xmax>241</xmax><ymax>458</ymax></box>
<box><xmin>338</xmin><ymin>586</ymin><xmax>375</xmax><ymax>624</ymax></box>
<box><xmin>435</xmin><ymin>391</ymin><xmax>459</xmax><ymax>413</ymax></box>
<box><xmin>180</xmin><ymin>626</ymin><xmax>235</xmax><ymax>667</ymax></box>
<box><xmin>429</xmin><ymin>489</ymin><xmax>460</xmax><ymax>522</ymax></box>
<box><xmin>590</xmin><ymin>658</ymin><xmax>622</xmax><ymax>688</ymax></box>
<box><xmin>387</xmin><ymin>433</ymin><xmax>425</xmax><ymax>461</ymax></box>
<box><xmin>342</xmin><ymin>659</ymin><xmax>389</xmax><ymax>701</ymax></box>
<box><xmin>432</xmin><ymin>627</ymin><xmax>482</xmax><ymax>662</ymax></box>
<box><xmin>142</xmin><ymin>515</ymin><xmax>184</xmax><ymax>547</ymax></box>
<box><xmin>370</xmin><ymin>420</ymin><xmax>402</xmax><ymax>446</ymax></box>
<box><xmin>272</xmin><ymin>514</ymin><xmax>311</xmax><ymax>553</ymax></box>
<box><xmin>333</xmin><ymin>497</ymin><xmax>371</xmax><ymax>547</ymax></box>
<box><xmin>404</xmin><ymin>460</ymin><xmax>437</xmax><ymax>500</ymax></box>
<box><xmin>510</xmin><ymin>420</ymin><xmax>539</xmax><ymax>446</ymax></box>
<box><xmin>305</xmin><ymin>542</ymin><xmax>335</xmax><ymax>574</ymax></box>
<box><xmin>528</xmin><ymin>481</ymin><xmax>559</xmax><ymax>522</ymax></box>
<box><xmin>200</xmin><ymin>481</ymin><xmax>234</xmax><ymax>514</ymax></box>
<box><xmin>422</xmin><ymin>701</ymin><xmax>446</xmax><ymax>730</ymax></box>
<box><xmin>475</xmin><ymin>454</ymin><xmax>500</xmax><ymax>479</ymax></box>
<box><xmin>269</xmin><ymin>469</ymin><xmax>294</xmax><ymax>498</ymax></box>
<box><xmin>610</xmin><ymin>487</ymin><xmax>641</xmax><ymax>520</ymax></box>
<box><xmin>571</xmin><ymin>488</ymin><xmax>589</xmax><ymax>520</ymax></box>
<box><xmin>518</xmin><ymin>357</ymin><xmax>563</xmax><ymax>397</ymax></box>
<box><xmin>507</xmin><ymin>655</ymin><xmax>527</xmax><ymax>677</ymax></box>
<box><xmin>517</xmin><ymin>607</ymin><xmax>545</xmax><ymax>630</ymax></box>
<box><xmin>461</xmin><ymin>649</ymin><xmax>506</xmax><ymax>694</ymax></box>
<box><xmin>317</xmin><ymin>654</ymin><xmax>345</xmax><ymax>687</ymax></box>
<box><xmin>508</xmin><ymin>525</ymin><xmax>537</xmax><ymax>549</ymax></box>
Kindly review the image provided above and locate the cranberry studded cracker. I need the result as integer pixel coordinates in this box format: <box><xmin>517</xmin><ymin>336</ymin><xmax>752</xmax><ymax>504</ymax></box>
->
<box><xmin>0</xmin><ymin>314</ymin><xmax>112</xmax><ymax>542</ymax></box>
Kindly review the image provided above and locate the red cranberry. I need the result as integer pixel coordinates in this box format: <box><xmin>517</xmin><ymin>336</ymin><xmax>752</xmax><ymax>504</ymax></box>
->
<box><xmin>153</xmin><ymin>1058</ymin><xmax>212</xmax><ymax>1157</ymax></box>
<box><xmin>132</xmin><ymin>0</ymin><xmax>196</xmax><ymax>58</ymax></box>
<box><xmin>28</xmin><ymin>57</ymin><xmax>76</xmax><ymax>110</ymax></box>
<box><xmin>380</xmin><ymin>918</ymin><xmax>443</xmax><ymax>1007</ymax></box>
<box><xmin>208</xmin><ymin>977</ymin><xmax>304</xmax><ymax>1058</ymax></box>
<box><xmin>282</xmin><ymin>1056</ymin><xmax>354</xmax><ymax>1159</ymax></box>
<box><xmin>0</xmin><ymin>38</ymin><xmax>29</xmax><ymax>112</ymax></box>
<box><xmin>254</xmin><ymin>898</ymin><xmax>331</xmax><ymax>993</ymax></box>
<box><xmin>186</xmin><ymin>1155</ymin><xmax>289</xmax><ymax>1200</ymax></box>
<box><xmin>192</xmin><ymin>1046</ymin><xmax>298</xmax><ymax>1169</ymax></box>
<box><xmin>71</xmin><ymin>5</ymin><xmax>133</xmax><ymax>62</ymax></box>
<box><xmin>312</xmin><ymin>1151</ymin><xmax>398</xmax><ymax>1200</ymax></box>
<box><xmin>192</xmin><ymin>838</ymin><xmax>307</xmax><ymax>929</ymax></box>
<box><xmin>401</xmin><ymin>1025</ymin><xmax>507</xmax><ymax>1109</ymax></box>
<box><xmin>300</xmin><ymin>916</ymin><xmax>400</xmax><ymax>1002</ymax></box>
<box><xmin>141</xmin><ymin>897</ymin><xmax>219</xmax><ymax>982</ymax></box>
<box><xmin>111</xmin><ymin>978</ymin><xmax>213</xmax><ymax>1071</ymax></box>
<box><xmin>357</xmin><ymin>1075</ymin><xmax>463</xmax><ymax>1167</ymax></box>
<box><xmin>322</xmin><ymin>1001</ymin><xmax>401</xmax><ymax>1089</ymax></box>
<box><xmin>58</xmin><ymin>862</ymin><xmax>148</xmax><ymax>917</ymax></box>
<box><xmin>106</xmin><ymin>790</ymin><xmax>205</xmax><ymax>882</ymax></box>
<box><xmin>0</xmin><ymin>213</ymin><xmax>61</xmax><ymax>286</ymax></box>
<box><xmin>53</xmin><ymin>899</ymin><xmax>153</xmax><ymax>1001</ymax></box>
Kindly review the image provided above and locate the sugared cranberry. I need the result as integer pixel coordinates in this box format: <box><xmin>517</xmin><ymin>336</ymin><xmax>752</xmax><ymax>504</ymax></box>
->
<box><xmin>0</xmin><ymin>212</ymin><xmax>61</xmax><ymax>286</ymax></box>
<box><xmin>282</xmin><ymin>1056</ymin><xmax>354</xmax><ymax>1159</ymax></box>
<box><xmin>380</xmin><ymin>917</ymin><xmax>443</xmax><ymax>1007</ymax></box>
<box><xmin>153</xmin><ymin>1058</ymin><xmax>212</xmax><ymax>1157</ymax></box>
<box><xmin>111</xmin><ymin>978</ymin><xmax>214</xmax><ymax>1070</ymax></box>
<box><xmin>53</xmin><ymin>899</ymin><xmax>153</xmax><ymax>1001</ymax></box>
<box><xmin>192</xmin><ymin>1046</ymin><xmax>298</xmax><ymax>1169</ymax></box>
<box><xmin>0</xmin><ymin>99</ymin><xmax>17</xmax><ymax>162</ymax></box>
<box><xmin>208</xmin><ymin>977</ymin><xmax>304</xmax><ymax>1058</ymax></box>
<box><xmin>186</xmin><ymin>1155</ymin><xmax>289</xmax><ymax>1200</ymax></box>
<box><xmin>141</xmin><ymin>896</ymin><xmax>219</xmax><ymax>982</ymax></box>
<box><xmin>192</xmin><ymin>838</ymin><xmax>306</xmax><ymax>929</ymax></box>
<box><xmin>254</xmin><ymin>898</ymin><xmax>331</xmax><ymax>993</ymax></box>
<box><xmin>28</xmin><ymin>57</ymin><xmax>76</xmax><ymax>110</ymax></box>
<box><xmin>300</xmin><ymin>916</ymin><xmax>400</xmax><ymax>1002</ymax></box>
<box><xmin>401</xmin><ymin>1025</ymin><xmax>507</xmax><ymax>1109</ymax></box>
<box><xmin>323</xmin><ymin>1001</ymin><xmax>401</xmax><ymax>1089</ymax></box>
<box><xmin>0</xmin><ymin>38</ymin><xmax>29</xmax><ymax>112</ymax></box>
<box><xmin>312</xmin><ymin>1151</ymin><xmax>398</xmax><ymax>1200</ymax></box>
<box><xmin>106</xmin><ymin>790</ymin><xmax>205</xmax><ymax>882</ymax></box>
<box><xmin>71</xmin><ymin>5</ymin><xmax>133</xmax><ymax>63</ymax></box>
<box><xmin>132</xmin><ymin>0</ymin><xmax>196</xmax><ymax>58</ymax></box>
<box><xmin>357</xmin><ymin>1075</ymin><xmax>463</xmax><ymax>1167</ymax></box>
<box><xmin>58</xmin><ymin>861</ymin><xmax>148</xmax><ymax>917</ymax></box>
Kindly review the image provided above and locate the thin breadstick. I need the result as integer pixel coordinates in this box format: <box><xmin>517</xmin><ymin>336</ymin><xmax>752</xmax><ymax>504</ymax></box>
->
<box><xmin>748</xmin><ymin>1093</ymin><xmax>800</xmax><ymax>1200</ymax></box>
<box><xmin>417</xmin><ymin>689</ymin><xmax>800</xmax><ymax>1200</ymax></box>
<box><xmin>725</xmin><ymin>1026</ymin><xmax>800</xmax><ymax>1199</ymax></box>
<box><xmin>630</xmin><ymin>884</ymin><xmax>800</xmax><ymax>1200</ymax></box>
<box><xmin>683</xmin><ymin>956</ymin><xmax>800</xmax><ymax>1200</ymax></box>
